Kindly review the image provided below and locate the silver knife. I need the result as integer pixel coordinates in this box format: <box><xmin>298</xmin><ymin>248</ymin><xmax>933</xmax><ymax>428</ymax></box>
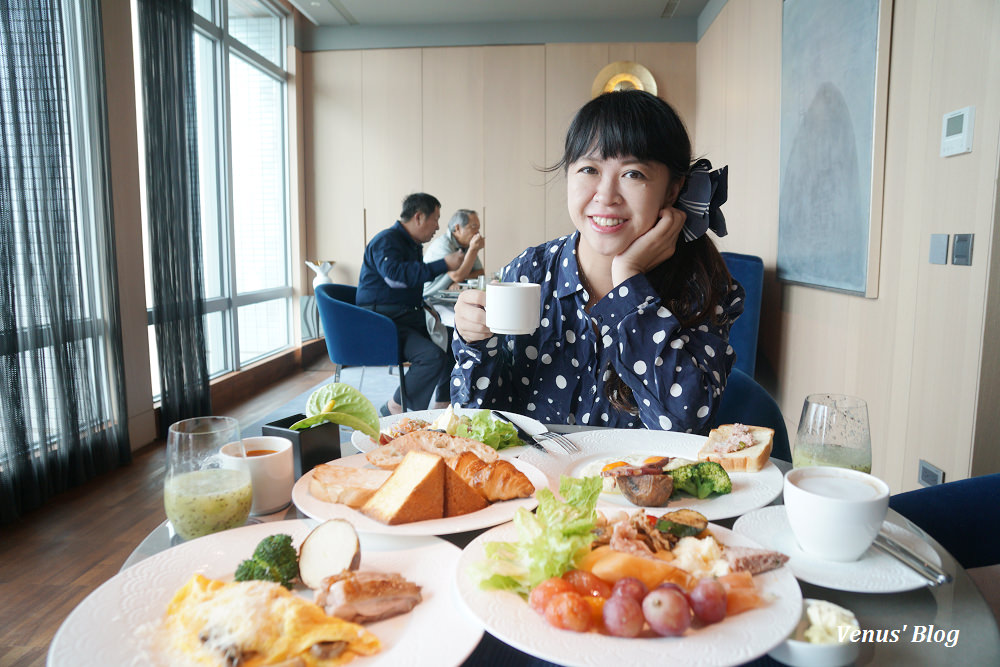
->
<box><xmin>872</xmin><ymin>532</ymin><xmax>952</xmax><ymax>586</ymax></box>
<box><xmin>490</xmin><ymin>411</ymin><xmax>548</xmax><ymax>453</ymax></box>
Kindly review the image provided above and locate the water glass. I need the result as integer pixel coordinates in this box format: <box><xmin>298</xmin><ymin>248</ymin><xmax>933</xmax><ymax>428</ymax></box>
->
<box><xmin>164</xmin><ymin>416</ymin><xmax>252</xmax><ymax>540</ymax></box>
<box><xmin>792</xmin><ymin>394</ymin><xmax>872</xmax><ymax>473</ymax></box>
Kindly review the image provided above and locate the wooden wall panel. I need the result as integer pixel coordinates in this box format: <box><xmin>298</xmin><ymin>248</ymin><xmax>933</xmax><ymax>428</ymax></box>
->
<box><xmin>422</xmin><ymin>47</ymin><xmax>485</xmax><ymax>230</ymax></box>
<box><xmin>303</xmin><ymin>50</ymin><xmax>365</xmax><ymax>285</ymax></box>
<box><xmin>362</xmin><ymin>49</ymin><xmax>424</xmax><ymax>242</ymax></box>
<box><xmin>483</xmin><ymin>45</ymin><xmax>547</xmax><ymax>273</ymax></box>
<box><xmin>543</xmin><ymin>44</ymin><xmax>611</xmax><ymax>241</ymax></box>
<box><xmin>697</xmin><ymin>0</ymin><xmax>1000</xmax><ymax>490</ymax></box>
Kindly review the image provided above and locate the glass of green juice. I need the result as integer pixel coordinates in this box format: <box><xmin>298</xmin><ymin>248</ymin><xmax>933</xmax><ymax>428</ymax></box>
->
<box><xmin>792</xmin><ymin>394</ymin><xmax>872</xmax><ymax>474</ymax></box>
<box><xmin>164</xmin><ymin>416</ymin><xmax>252</xmax><ymax>541</ymax></box>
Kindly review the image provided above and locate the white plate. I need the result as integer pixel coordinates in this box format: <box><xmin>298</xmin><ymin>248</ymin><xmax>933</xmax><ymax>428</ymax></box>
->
<box><xmin>292</xmin><ymin>452</ymin><xmax>547</xmax><ymax>535</ymax></box>
<box><xmin>48</xmin><ymin>520</ymin><xmax>482</xmax><ymax>667</ymax></box>
<box><xmin>349</xmin><ymin>408</ymin><xmax>546</xmax><ymax>454</ymax></box>
<box><xmin>513</xmin><ymin>429</ymin><xmax>783</xmax><ymax>521</ymax></box>
<box><xmin>733</xmin><ymin>506</ymin><xmax>944</xmax><ymax>593</ymax></box>
<box><xmin>456</xmin><ymin>522</ymin><xmax>803</xmax><ymax>667</ymax></box>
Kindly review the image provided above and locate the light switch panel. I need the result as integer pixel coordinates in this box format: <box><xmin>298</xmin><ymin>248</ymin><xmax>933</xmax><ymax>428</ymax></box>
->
<box><xmin>952</xmin><ymin>234</ymin><xmax>974</xmax><ymax>266</ymax></box>
<box><xmin>929</xmin><ymin>234</ymin><xmax>949</xmax><ymax>264</ymax></box>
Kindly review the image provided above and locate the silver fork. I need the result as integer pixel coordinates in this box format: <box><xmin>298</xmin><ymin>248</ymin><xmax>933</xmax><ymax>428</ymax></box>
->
<box><xmin>535</xmin><ymin>430</ymin><xmax>580</xmax><ymax>453</ymax></box>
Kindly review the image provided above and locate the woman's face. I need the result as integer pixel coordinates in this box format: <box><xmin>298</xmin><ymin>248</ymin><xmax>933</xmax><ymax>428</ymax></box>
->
<box><xmin>567</xmin><ymin>152</ymin><xmax>677</xmax><ymax>259</ymax></box>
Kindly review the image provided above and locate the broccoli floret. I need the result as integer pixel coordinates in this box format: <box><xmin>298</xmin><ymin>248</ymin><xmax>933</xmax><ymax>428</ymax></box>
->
<box><xmin>667</xmin><ymin>462</ymin><xmax>732</xmax><ymax>499</ymax></box>
<box><xmin>233</xmin><ymin>534</ymin><xmax>299</xmax><ymax>589</ymax></box>
<box><xmin>666</xmin><ymin>464</ymin><xmax>699</xmax><ymax>497</ymax></box>
<box><xmin>692</xmin><ymin>461</ymin><xmax>732</xmax><ymax>498</ymax></box>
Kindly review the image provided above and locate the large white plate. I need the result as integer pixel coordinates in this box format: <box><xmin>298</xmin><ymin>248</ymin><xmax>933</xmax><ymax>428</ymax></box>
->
<box><xmin>733</xmin><ymin>506</ymin><xmax>944</xmax><ymax>593</ymax></box>
<box><xmin>513</xmin><ymin>429</ymin><xmax>784</xmax><ymax>521</ymax></box>
<box><xmin>350</xmin><ymin>408</ymin><xmax>546</xmax><ymax>454</ymax></box>
<box><xmin>48</xmin><ymin>520</ymin><xmax>482</xmax><ymax>667</ymax></box>
<box><xmin>456</xmin><ymin>522</ymin><xmax>803</xmax><ymax>667</ymax></box>
<box><xmin>293</xmin><ymin>452</ymin><xmax>547</xmax><ymax>535</ymax></box>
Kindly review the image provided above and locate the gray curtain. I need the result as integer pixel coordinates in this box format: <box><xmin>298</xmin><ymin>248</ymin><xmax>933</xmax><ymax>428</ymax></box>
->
<box><xmin>136</xmin><ymin>0</ymin><xmax>212</xmax><ymax>431</ymax></box>
<box><xmin>0</xmin><ymin>0</ymin><xmax>130</xmax><ymax>522</ymax></box>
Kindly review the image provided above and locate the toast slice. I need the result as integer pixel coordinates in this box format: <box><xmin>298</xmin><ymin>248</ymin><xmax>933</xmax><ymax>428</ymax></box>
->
<box><xmin>699</xmin><ymin>423</ymin><xmax>774</xmax><ymax>472</ymax></box>
<box><xmin>360</xmin><ymin>451</ymin><xmax>445</xmax><ymax>524</ymax></box>
<box><xmin>309</xmin><ymin>463</ymin><xmax>391</xmax><ymax>508</ymax></box>
<box><xmin>365</xmin><ymin>430</ymin><xmax>499</xmax><ymax>469</ymax></box>
<box><xmin>443</xmin><ymin>463</ymin><xmax>489</xmax><ymax>517</ymax></box>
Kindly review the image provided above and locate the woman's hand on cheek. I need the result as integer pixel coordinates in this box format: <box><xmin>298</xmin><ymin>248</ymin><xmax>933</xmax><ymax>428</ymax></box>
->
<box><xmin>454</xmin><ymin>288</ymin><xmax>493</xmax><ymax>343</ymax></box>
<box><xmin>611</xmin><ymin>207</ymin><xmax>686</xmax><ymax>286</ymax></box>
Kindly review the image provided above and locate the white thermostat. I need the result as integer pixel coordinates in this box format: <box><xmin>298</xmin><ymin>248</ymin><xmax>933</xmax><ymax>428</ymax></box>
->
<box><xmin>940</xmin><ymin>106</ymin><xmax>974</xmax><ymax>157</ymax></box>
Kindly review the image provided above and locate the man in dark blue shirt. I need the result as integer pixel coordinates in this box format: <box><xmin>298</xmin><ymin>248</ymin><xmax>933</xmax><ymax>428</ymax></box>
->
<box><xmin>357</xmin><ymin>193</ymin><xmax>464</xmax><ymax>415</ymax></box>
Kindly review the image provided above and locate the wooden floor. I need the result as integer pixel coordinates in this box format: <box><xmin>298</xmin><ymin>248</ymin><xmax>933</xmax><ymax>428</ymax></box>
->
<box><xmin>0</xmin><ymin>364</ymin><xmax>334</xmax><ymax>667</ymax></box>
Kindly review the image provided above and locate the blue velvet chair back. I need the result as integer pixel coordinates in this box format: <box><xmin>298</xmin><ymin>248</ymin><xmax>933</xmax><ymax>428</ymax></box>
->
<box><xmin>315</xmin><ymin>283</ymin><xmax>408</xmax><ymax>409</ymax></box>
<box><xmin>889</xmin><ymin>472</ymin><xmax>1000</xmax><ymax>569</ymax></box>
<box><xmin>712</xmin><ymin>367</ymin><xmax>791</xmax><ymax>462</ymax></box>
<box><xmin>721</xmin><ymin>252</ymin><xmax>764</xmax><ymax>378</ymax></box>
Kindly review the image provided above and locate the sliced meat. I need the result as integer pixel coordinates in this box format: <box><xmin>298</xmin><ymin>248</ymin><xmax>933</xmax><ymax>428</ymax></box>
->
<box><xmin>724</xmin><ymin>546</ymin><xmax>789</xmax><ymax>574</ymax></box>
<box><xmin>315</xmin><ymin>571</ymin><xmax>422</xmax><ymax>623</ymax></box>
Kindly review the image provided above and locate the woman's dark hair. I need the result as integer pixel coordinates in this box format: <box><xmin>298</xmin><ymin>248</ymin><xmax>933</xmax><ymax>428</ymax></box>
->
<box><xmin>555</xmin><ymin>91</ymin><xmax>733</xmax><ymax>415</ymax></box>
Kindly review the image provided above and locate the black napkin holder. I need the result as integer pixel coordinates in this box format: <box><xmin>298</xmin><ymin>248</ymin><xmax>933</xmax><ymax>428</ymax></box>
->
<box><xmin>262</xmin><ymin>414</ymin><xmax>342</xmax><ymax>479</ymax></box>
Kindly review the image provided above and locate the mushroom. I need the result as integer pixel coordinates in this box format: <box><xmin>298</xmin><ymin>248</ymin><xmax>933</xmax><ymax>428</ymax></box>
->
<box><xmin>616</xmin><ymin>474</ymin><xmax>674</xmax><ymax>507</ymax></box>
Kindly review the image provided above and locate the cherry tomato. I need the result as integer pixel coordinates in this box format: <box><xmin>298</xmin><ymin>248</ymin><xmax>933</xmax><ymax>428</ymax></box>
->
<box><xmin>529</xmin><ymin>577</ymin><xmax>575</xmax><ymax>615</ymax></box>
<box><xmin>562</xmin><ymin>569</ymin><xmax>614</xmax><ymax>598</ymax></box>
<box><xmin>544</xmin><ymin>591</ymin><xmax>592</xmax><ymax>632</ymax></box>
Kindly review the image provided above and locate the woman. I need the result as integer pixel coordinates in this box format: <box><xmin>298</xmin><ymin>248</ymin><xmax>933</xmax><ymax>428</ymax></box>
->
<box><xmin>451</xmin><ymin>90</ymin><xmax>742</xmax><ymax>434</ymax></box>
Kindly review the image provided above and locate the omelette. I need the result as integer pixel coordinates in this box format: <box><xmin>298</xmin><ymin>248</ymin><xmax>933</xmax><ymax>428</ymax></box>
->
<box><xmin>157</xmin><ymin>574</ymin><xmax>381</xmax><ymax>666</ymax></box>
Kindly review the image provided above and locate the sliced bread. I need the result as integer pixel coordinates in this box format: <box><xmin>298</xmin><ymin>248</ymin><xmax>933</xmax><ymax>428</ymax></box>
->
<box><xmin>309</xmin><ymin>464</ymin><xmax>391</xmax><ymax>508</ymax></box>
<box><xmin>443</xmin><ymin>463</ymin><xmax>489</xmax><ymax>517</ymax></box>
<box><xmin>360</xmin><ymin>451</ymin><xmax>445</xmax><ymax>524</ymax></box>
<box><xmin>365</xmin><ymin>429</ymin><xmax>499</xmax><ymax>469</ymax></box>
<box><xmin>699</xmin><ymin>423</ymin><xmax>774</xmax><ymax>472</ymax></box>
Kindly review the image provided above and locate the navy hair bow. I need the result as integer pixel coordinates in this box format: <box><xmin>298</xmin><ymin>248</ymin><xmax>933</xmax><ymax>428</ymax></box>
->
<box><xmin>676</xmin><ymin>159</ymin><xmax>728</xmax><ymax>241</ymax></box>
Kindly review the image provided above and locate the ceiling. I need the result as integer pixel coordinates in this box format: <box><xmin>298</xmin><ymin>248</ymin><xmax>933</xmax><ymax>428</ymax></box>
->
<box><xmin>288</xmin><ymin>0</ymin><xmax>712</xmax><ymax>29</ymax></box>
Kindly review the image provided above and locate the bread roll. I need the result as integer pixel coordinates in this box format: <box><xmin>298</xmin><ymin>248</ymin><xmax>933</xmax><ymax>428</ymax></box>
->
<box><xmin>309</xmin><ymin>464</ymin><xmax>392</xmax><ymax>508</ymax></box>
<box><xmin>365</xmin><ymin>430</ymin><xmax>498</xmax><ymax>469</ymax></box>
<box><xmin>447</xmin><ymin>451</ymin><xmax>535</xmax><ymax>502</ymax></box>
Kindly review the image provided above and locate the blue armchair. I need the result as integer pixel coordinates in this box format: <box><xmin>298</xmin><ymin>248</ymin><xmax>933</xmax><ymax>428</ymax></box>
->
<box><xmin>721</xmin><ymin>252</ymin><xmax>764</xmax><ymax>378</ymax></box>
<box><xmin>712</xmin><ymin>367</ymin><xmax>791</xmax><ymax>462</ymax></box>
<box><xmin>889</xmin><ymin>472</ymin><xmax>1000</xmax><ymax>569</ymax></box>
<box><xmin>315</xmin><ymin>283</ymin><xmax>409</xmax><ymax>410</ymax></box>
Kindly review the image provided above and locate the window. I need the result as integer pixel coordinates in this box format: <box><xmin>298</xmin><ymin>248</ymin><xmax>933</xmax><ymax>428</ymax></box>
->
<box><xmin>143</xmin><ymin>0</ymin><xmax>292</xmax><ymax>398</ymax></box>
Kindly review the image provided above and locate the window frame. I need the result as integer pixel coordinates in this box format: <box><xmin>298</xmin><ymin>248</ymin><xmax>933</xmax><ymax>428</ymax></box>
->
<box><xmin>146</xmin><ymin>0</ymin><xmax>294</xmax><ymax>382</ymax></box>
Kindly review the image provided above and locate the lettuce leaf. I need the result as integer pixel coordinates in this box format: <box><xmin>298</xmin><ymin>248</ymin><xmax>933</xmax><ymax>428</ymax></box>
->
<box><xmin>454</xmin><ymin>410</ymin><xmax>522</xmax><ymax>451</ymax></box>
<box><xmin>470</xmin><ymin>475</ymin><xmax>602</xmax><ymax>596</ymax></box>
<box><xmin>289</xmin><ymin>383</ymin><xmax>379</xmax><ymax>438</ymax></box>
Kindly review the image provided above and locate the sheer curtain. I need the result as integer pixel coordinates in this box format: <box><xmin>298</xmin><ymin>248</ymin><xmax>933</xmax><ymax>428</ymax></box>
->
<box><xmin>0</xmin><ymin>0</ymin><xmax>130</xmax><ymax>522</ymax></box>
<box><xmin>136</xmin><ymin>0</ymin><xmax>212</xmax><ymax>430</ymax></box>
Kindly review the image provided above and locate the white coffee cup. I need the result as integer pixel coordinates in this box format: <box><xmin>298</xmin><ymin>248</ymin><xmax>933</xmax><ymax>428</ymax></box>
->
<box><xmin>221</xmin><ymin>436</ymin><xmax>295</xmax><ymax>516</ymax></box>
<box><xmin>485</xmin><ymin>282</ymin><xmax>541</xmax><ymax>335</ymax></box>
<box><xmin>783</xmin><ymin>466</ymin><xmax>889</xmax><ymax>562</ymax></box>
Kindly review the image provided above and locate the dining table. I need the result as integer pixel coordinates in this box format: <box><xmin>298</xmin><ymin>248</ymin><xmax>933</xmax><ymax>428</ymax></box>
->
<box><xmin>116</xmin><ymin>422</ymin><xmax>1000</xmax><ymax>667</ymax></box>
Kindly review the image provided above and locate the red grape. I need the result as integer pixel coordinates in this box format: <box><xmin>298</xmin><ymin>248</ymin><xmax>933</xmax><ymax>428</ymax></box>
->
<box><xmin>602</xmin><ymin>595</ymin><xmax>645</xmax><ymax>638</ymax></box>
<box><xmin>688</xmin><ymin>578</ymin><xmax>727</xmax><ymax>625</ymax></box>
<box><xmin>563</xmin><ymin>569</ymin><xmax>613</xmax><ymax>598</ymax></box>
<box><xmin>611</xmin><ymin>576</ymin><xmax>648</xmax><ymax>605</ymax></box>
<box><xmin>642</xmin><ymin>588</ymin><xmax>692</xmax><ymax>636</ymax></box>
<box><xmin>529</xmin><ymin>577</ymin><xmax>575</xmax><ymax>614</ymax></box>
<box><xmin>544</xmin><ymin>591</ymin><xmax>592</xmax><ymax>632</ymax></box>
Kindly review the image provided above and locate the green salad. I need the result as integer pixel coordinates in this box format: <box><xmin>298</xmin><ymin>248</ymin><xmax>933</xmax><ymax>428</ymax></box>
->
<box><xmin>470</xmin><ymin>475</ymin><xmax>602</xmax><ymax>596</ymax></box>
<box><xmin>430</xmin><ymin>405</ymin><xmax>523</xmax><ymax>451</ymax></box>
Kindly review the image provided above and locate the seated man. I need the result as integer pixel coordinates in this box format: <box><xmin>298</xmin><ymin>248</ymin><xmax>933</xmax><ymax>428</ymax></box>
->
<box><xmin>422</xmin><ymin>209</ymin><xmax>486</xmax><ymax>298</ymax></box>
<box><xmin>356</xmin><ymin>193</ymin><xmax>463</xmax><ymax>415</ymax></box>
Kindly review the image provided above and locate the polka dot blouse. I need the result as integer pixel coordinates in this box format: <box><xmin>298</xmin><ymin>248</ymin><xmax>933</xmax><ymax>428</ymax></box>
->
<box><xmin>449</xmin><ymin>232</ymin><xmax>745</xmax><ymax>434</ymax></box>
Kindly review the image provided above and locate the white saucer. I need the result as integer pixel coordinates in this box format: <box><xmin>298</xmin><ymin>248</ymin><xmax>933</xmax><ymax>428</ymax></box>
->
<box><xmin>733</xmin><ymin>505</ymin><xmax>944</xmax><ymax>593</ymax></box>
